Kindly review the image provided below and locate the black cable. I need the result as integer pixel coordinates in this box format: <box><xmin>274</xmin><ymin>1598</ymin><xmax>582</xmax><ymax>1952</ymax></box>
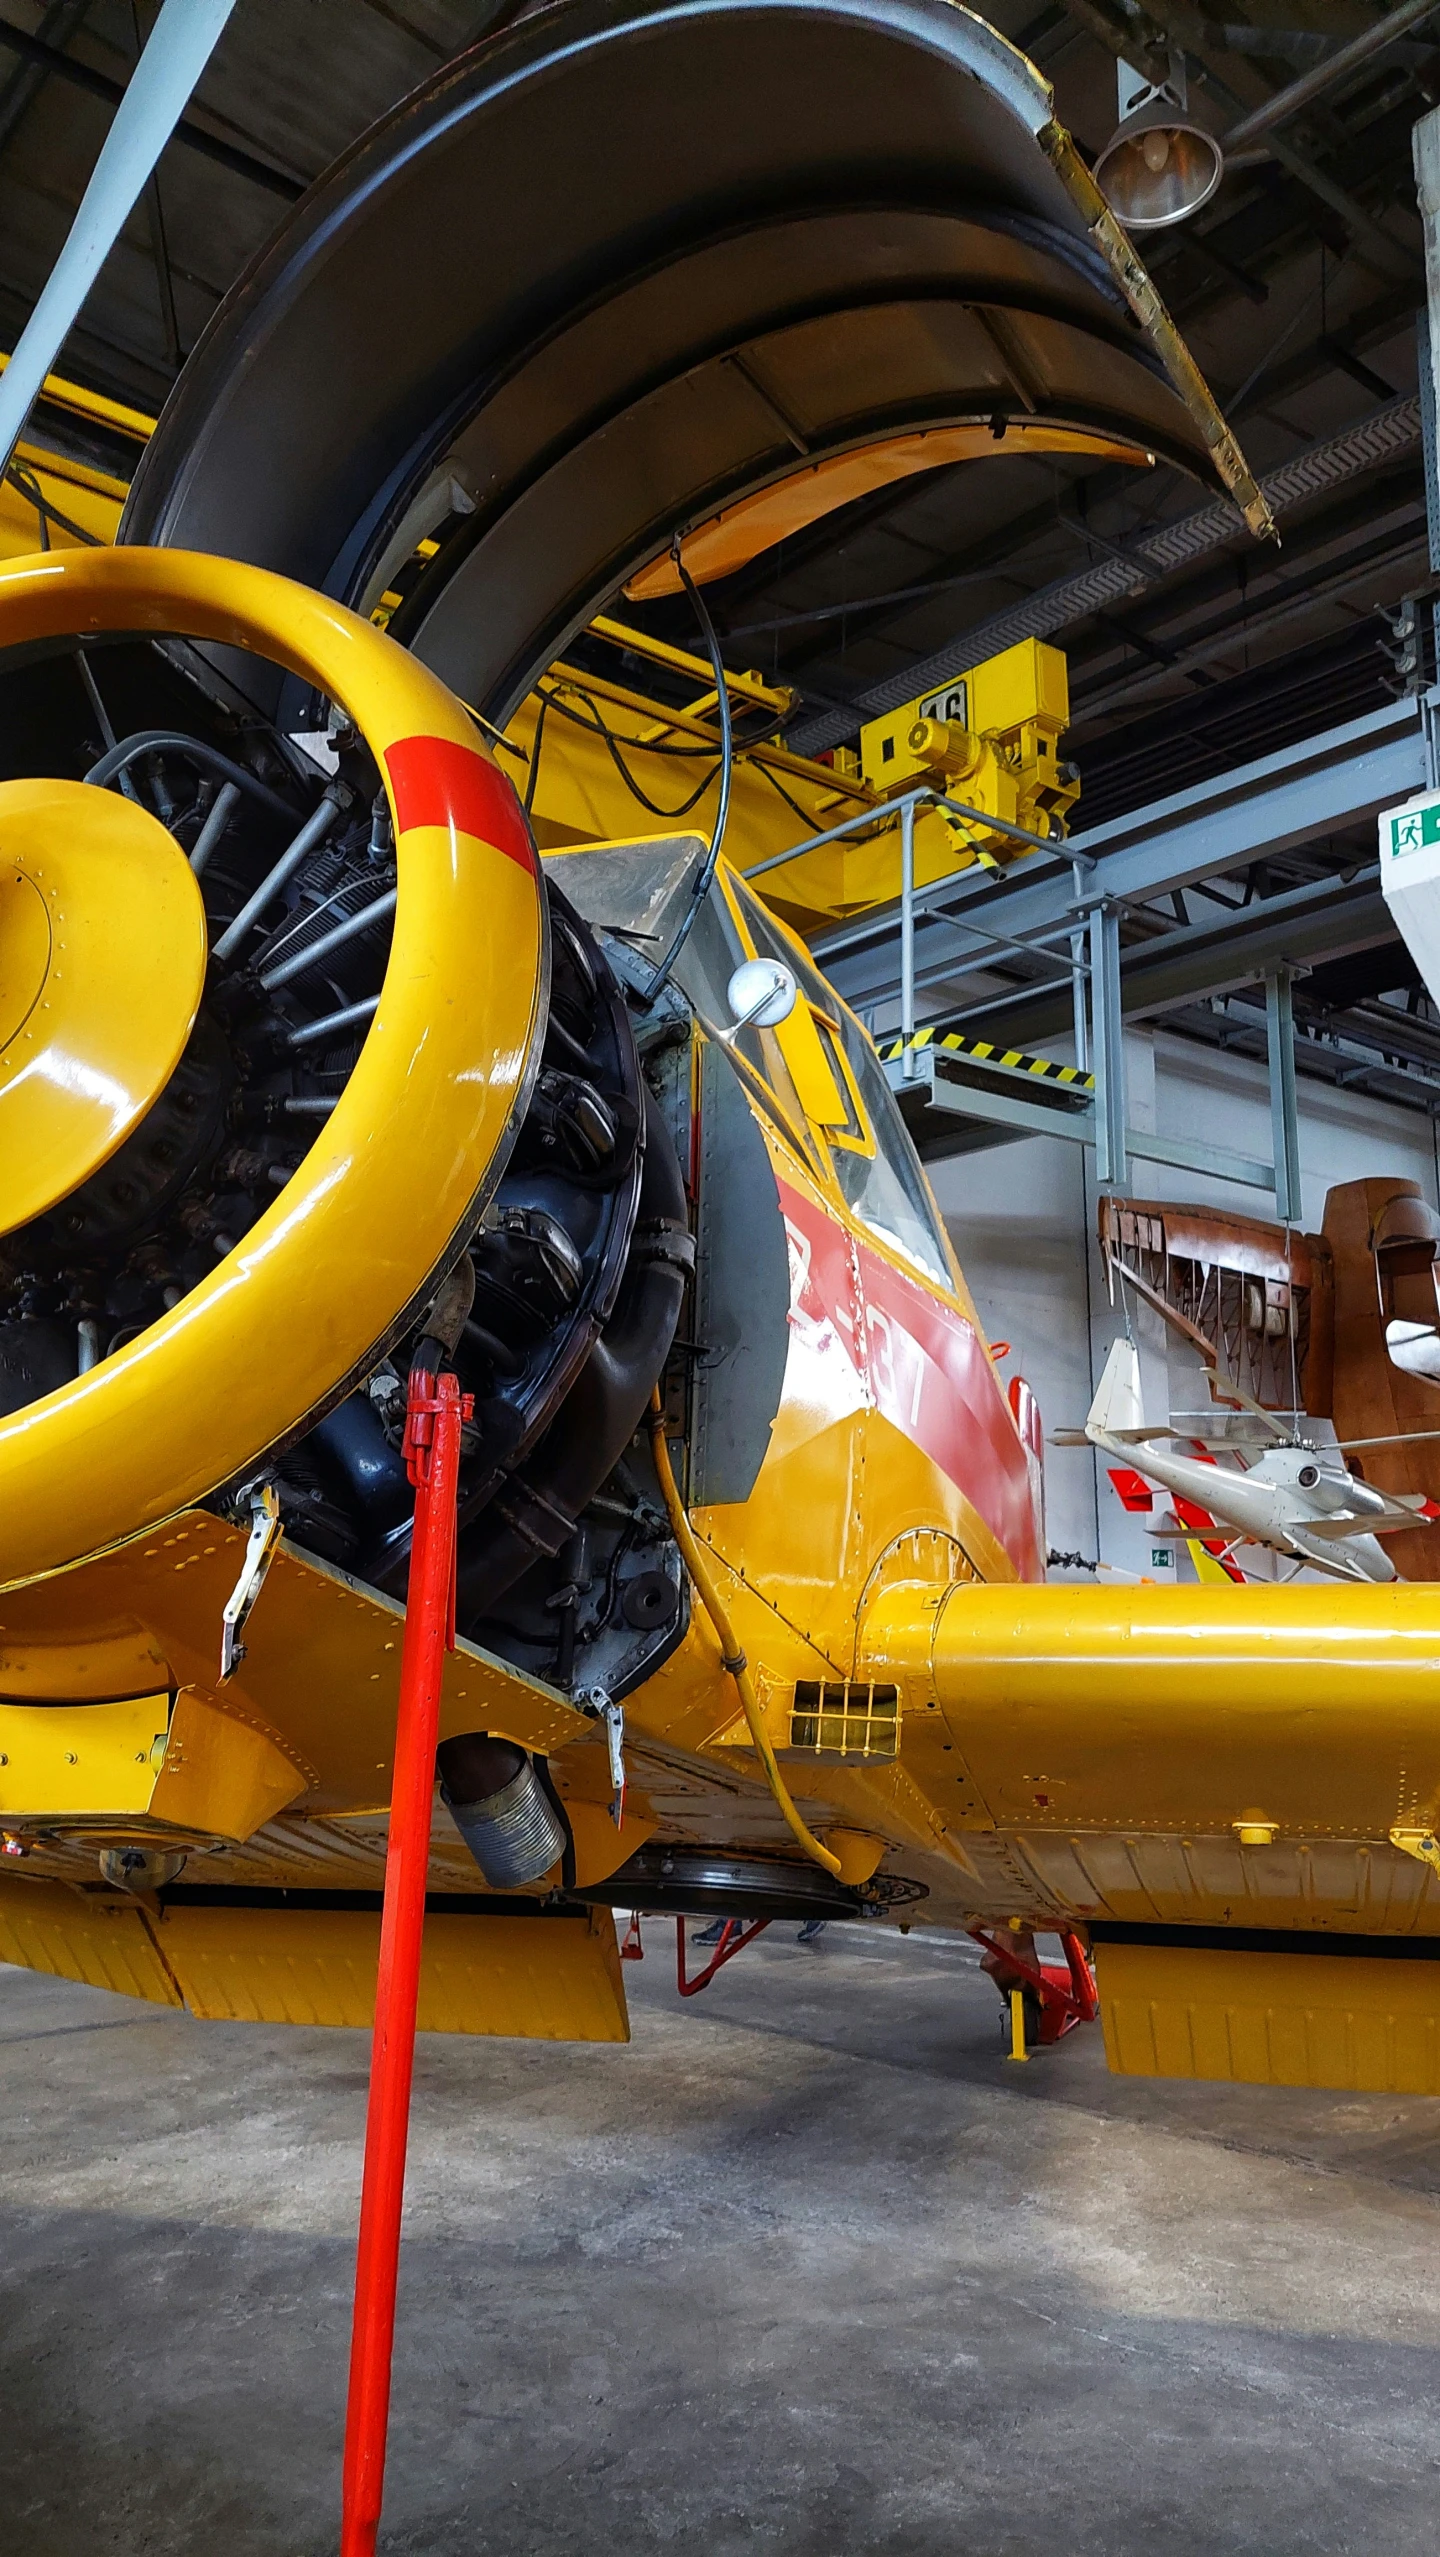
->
<box><xmin>641</xmin><ymin>542</ymin><xmax>735</xmax><ymax>1004</ymax></box>
<box><xmin>591</xmin><ymin>1515</ymin><xmax>642</xmax><ymax>1639</ymax></box>
<box><xmin>539</xmin><ymin>670</ymin><xmax>778</xmax><ymax>760</ymax></box>
<box><xmin>535</xmin><ymin>680</ymin><xmax>723</xmax><ymax>818</ymax></box>
<box><xmin>6</xmin><ymin>463</ymin><xmax>101</xmax><ymax>547</ymax></box>
<box><xmin>523</xmin><ymin>693</ymin><xmax>549</xmax><ymax>816</ymax></box>
<box><xmin>84</xmin><ymin>729</ymin><xmax>300</xmax><ymax>822</ymax></box>
<box><xmin>750</xmin><ymin>754</ymin><xmax>826</xmax><ymax>830</ymax></box>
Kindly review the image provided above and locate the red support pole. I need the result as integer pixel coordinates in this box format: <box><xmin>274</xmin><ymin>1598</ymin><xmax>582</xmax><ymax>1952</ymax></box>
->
<box><xmin>340</xmin><ymin>1364</ymin><xmax>471</xmax><ymax>2557</ymax></box>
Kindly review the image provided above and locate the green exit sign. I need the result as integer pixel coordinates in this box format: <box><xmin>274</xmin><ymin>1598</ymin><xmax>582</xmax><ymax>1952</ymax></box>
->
<box><xmin>1381</xmin><ymin>794</ymin><xmax>1440</xmax><ymax>860</ymax></box>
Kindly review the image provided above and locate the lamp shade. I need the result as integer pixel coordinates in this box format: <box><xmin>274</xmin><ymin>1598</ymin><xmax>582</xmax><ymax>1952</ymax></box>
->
<box><xmin>1095</xmin><ymin>95</ymin><xmax>1224</xmax><ymax>230</ymax></box>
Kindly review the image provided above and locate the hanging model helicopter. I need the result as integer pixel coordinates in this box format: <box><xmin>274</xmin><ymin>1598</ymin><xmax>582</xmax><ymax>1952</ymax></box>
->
<box><xmin>1060</xmin><ymin>1338</ymin><xmax>1440</xmax><ymax>1584</ymax></box>
<box><xmin>3</xmin><ymin>0</ymin><xmax>1440</xmax><ymax>2108</ymax></box>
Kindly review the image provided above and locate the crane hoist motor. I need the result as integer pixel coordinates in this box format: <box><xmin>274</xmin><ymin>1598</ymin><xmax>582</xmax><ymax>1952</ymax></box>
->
<box><xmin>856</xmin><ymin>637</ymin><xmax>1080</xmax><ymax>848</ymax></box>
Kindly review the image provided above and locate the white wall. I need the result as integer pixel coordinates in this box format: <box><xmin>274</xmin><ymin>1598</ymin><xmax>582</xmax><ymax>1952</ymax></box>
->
<box><xmin>930</xmin><ymin>1026</ymin><xmax>1440</xmax><ymax>1582</ymax></box>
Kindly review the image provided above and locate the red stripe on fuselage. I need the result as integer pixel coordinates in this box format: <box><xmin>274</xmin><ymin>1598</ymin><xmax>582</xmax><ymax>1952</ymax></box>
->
<box><xmin>384</xmin><ymin>734</ymin><xmax>536</xmax><ymax>873</ymax></box>
<box><xmin>777</xmin><ymin>1179</ymin><xmax>1043</xmax><ymax>1580</ymax></box>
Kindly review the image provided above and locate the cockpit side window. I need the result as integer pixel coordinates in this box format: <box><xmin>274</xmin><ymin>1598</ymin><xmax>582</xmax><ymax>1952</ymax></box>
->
<box><xmin>667</xmin><ymin>883</ymin><xmax>822</xmax><ymax>1170</ymax></box>
<box><xmin>724</xmin><ymin>875</ymin><xmax>955</xmax><ymax>1288</ymax></box>
<box><xmin>810</xmin><ymin>1013</ymin><xmax>869</xmax><ymax>1154</ymax></box>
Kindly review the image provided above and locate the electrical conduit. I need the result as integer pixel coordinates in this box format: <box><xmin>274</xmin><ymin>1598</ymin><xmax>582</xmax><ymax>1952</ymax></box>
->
<box><xmin>647</xmin><ymin>1390</ymin><xmax>841</xmax><ymax>1878</ymax></box>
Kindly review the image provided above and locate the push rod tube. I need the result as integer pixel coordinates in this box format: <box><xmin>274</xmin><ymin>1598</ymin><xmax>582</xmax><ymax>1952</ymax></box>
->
<box><xmin>189</xmin><ymin>781</ymin><xmax>242</xmax><ymax>876</ymax></box>
<box><xmin>260</xmin><ymin>886</ymin><xmax>397</xmax><ymax>992</ymax></box>
<box><xmin>213</xmin><ymin>785</ymin><xmax>345</xmax><ymax>961</ymax></box>
<box><xmin>287</xmin><ymin>993</ymin><xmax>381</xmax><ymax>1048</ymax></box>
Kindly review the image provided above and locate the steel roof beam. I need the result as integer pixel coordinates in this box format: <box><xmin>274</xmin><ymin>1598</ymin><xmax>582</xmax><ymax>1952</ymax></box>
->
<box><xmin>792</xmin><ymin>395</ymin><xmax>1422</xmax><ymax>753</ymax></box>
<box><xmin>818</xmin><ymin>695</ymin><xmax>1427</xmax><ymax>1016</ymax></box>
<box><xmin>1222</xmin><ymin>2</ymin><xmax>1440</xmax><ymax>154</ymax></box>
<box><xmin>0</xmin><ymin>19</ymin><xmax>304</xmax><ymax>200</ymax></box>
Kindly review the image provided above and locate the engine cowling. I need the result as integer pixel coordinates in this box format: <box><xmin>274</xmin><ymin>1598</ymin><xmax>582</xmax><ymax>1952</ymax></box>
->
<box><xmin>0</xmin><ymin>547</ymin><xmax>689</xmax><ymax>1698</ymax></box>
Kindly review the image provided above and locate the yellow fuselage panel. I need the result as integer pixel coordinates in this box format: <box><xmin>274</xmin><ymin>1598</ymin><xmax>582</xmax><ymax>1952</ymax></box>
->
<box><xmin>1096</xmin><ymin>1936</ymin><xmax>1440</xmax><ymax>2095</ymax></box>
<box><xmin>0</xmin><ymin>1693</ymin><xmax>169</xmax><ymax>1821</ymax></box>
<box><xmin>0</xmin><ymin>1517</ymin><xmax>590</xmax><ymax>1810</ymax></box>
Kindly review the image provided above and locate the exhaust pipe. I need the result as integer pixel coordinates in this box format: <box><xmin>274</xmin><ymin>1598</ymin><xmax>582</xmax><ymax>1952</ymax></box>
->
<box><xmin>436</xmin><ymin>1733</ymin><xmax>566</xmax><ymax>1888</ymax></box>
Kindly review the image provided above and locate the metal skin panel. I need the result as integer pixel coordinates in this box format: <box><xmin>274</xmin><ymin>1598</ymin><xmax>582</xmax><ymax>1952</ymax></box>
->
<box><xmin>0</xmin><ymin>1878</ymin><xmax>627</xmax><ymax>2038</ymax></box>
<box><xmin>0</xmin><ymin>1693</ymin><xmax>170</xmax><ymax>1821</ymax></box>
<box><xmin>1003</xmin><ymin>1832</ymin><xmax>1437</xmax><ymax>1940</ymax></box>
<box><xmin>120</xmin><ymin>1</ymin><xmax>1260</xmax><ymax>726</ymax></box>
<box><xmin>156</xmin><ymin>1905</ymin><xmax>629</xmax><ymax>2040</ymax></box>
<box><xmin>690</xmin><ymin>1035</ymin><xmax>792</xmax><ymax>1508</ymax></box>
<box><xmin>147</xmin><ymin>1691</ymin><xmax>307</xmax><ymax>1842</ymax></box>
<box><xmin>857</xmin><ymin>1578</ymin><xmax>1440</xmax><ymax>1934</ymax></box>
<box><xmin>763</xmin><ymin>1170</ymin><xmax>1041</xmax><ymax>1585</ymax></box>
<box><xmin>0</xmin><ymin>1875</ymin><xmax>181</xmax><ymax>2004</ymax></box>
<box><xmin>0</xmin><ymin>546</ymin><xmax>546</xmax><ymax>1589</ymax></box>
<box><xmin>1096</xmin><ymin>1938</ymin><xmax>1440</xmax><ymax>2095</ymax></box>
<box><xmin>0</xmin><ymin>1514</ymin><xmax>592</xmax><ymax>1809</ymax></box>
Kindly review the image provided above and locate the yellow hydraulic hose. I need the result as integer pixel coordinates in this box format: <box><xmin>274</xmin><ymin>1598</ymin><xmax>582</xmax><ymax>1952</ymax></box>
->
<box><xmin>647</xmin><ymin>1392</ymin><xmax>842</xmax><ymax>1878</ymax></box>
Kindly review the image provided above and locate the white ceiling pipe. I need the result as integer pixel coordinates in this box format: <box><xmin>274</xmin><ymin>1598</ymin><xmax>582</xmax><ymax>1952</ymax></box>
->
<box><xmin>0</xmin><ymin>0</ymin><xmax>236</xmax><ymax>478</ymax></box>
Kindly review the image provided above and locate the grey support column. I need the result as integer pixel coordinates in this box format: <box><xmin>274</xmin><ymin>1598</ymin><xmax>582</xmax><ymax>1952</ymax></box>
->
<box><xmin>1087</xmin><ymin>901</ymin><xmax>1127</xmax><ymax>1191</ymax></box>
<box><xmin>1265</xmin><ymin>967</ymin><xmax>1302</xmax><ymax>1226</ymax></box>
<box><xmin>1413</xmin><ymin>108</ymin><xmax>1440</xmax><ymax>745</ymax></box>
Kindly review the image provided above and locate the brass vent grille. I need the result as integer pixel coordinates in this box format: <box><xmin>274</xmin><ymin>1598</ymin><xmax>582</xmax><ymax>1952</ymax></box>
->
<box><xmin>789</xmin><ymin>1681</ymin><xmax>900</xmax><ymax>1762</ymax></box>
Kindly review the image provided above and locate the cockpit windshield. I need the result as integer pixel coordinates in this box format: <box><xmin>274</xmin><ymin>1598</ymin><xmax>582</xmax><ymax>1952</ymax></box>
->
<box><xmin>725</xmin><ymin>876</ymin><xmax>954</xmax><ymax>1289</ymax></box>
<box><xmin>541</xmin><ymin>838</ymin><xmax>955</xmax><ymax>1290</ymax></box>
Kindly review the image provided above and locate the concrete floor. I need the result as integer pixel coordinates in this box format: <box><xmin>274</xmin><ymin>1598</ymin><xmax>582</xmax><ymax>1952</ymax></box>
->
<box><xmin>3</xmin><ymin>1925</ymin><xmax>1440</xmax><ymax>2556</ymax></box>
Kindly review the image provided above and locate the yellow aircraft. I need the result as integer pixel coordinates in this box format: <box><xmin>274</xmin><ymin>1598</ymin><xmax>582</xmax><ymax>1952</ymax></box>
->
<box><xmin>0</xmin><ymin>0</ymin><xmax>1438</xmax><ymax>2115</ymax></box>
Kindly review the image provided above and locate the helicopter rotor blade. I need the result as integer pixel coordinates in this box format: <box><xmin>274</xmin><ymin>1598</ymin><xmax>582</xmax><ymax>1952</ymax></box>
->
<box><xmin>1333</xmin><ymin>1427</ymin><xmax>1440</xmax><ymax>1451</ymax></box>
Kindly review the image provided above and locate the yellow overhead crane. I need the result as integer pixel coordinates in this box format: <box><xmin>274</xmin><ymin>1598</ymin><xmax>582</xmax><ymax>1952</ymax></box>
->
<box><xmin>0</xmin><ymin>361</ymin><xmax>1076</xmax><ymax>940</ymax></box>
<box><xmin>859</xmin><ymin>636</ymin><xmax>1078</xmax><ymax>835</ymax></box>
<box><xmin>0</xmin><ymin>353</ymin><xmax>143</xmax><ymax>555</ymax></box>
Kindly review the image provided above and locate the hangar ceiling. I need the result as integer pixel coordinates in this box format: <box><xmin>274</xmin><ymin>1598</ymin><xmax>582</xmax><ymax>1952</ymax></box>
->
<box><xmin>3</xmin><ymin>0</ymin><xmax>1440</xmax><ymax>1109</ymax></box>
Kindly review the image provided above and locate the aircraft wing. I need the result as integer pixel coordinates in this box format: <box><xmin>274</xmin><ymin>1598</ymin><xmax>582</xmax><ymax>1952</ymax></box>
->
<box><xmin>1167</xmin><ymin>1411</ymin><xmax>1290</xmax><ymax>1449</ymax></box>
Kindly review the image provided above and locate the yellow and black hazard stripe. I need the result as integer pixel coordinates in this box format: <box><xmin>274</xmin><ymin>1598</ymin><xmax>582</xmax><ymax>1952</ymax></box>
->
<box><xmin>881</xmin><ymin>1026</ymin><xmax>1095</xmax><ymax>1089</ymax></box>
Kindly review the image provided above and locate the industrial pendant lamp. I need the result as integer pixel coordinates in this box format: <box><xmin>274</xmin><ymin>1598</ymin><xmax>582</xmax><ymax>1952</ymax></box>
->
<box><xmin>1094</xmin><ymin>53</ymin><xmax>1224</xmax><ymax>230</ymax></box>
